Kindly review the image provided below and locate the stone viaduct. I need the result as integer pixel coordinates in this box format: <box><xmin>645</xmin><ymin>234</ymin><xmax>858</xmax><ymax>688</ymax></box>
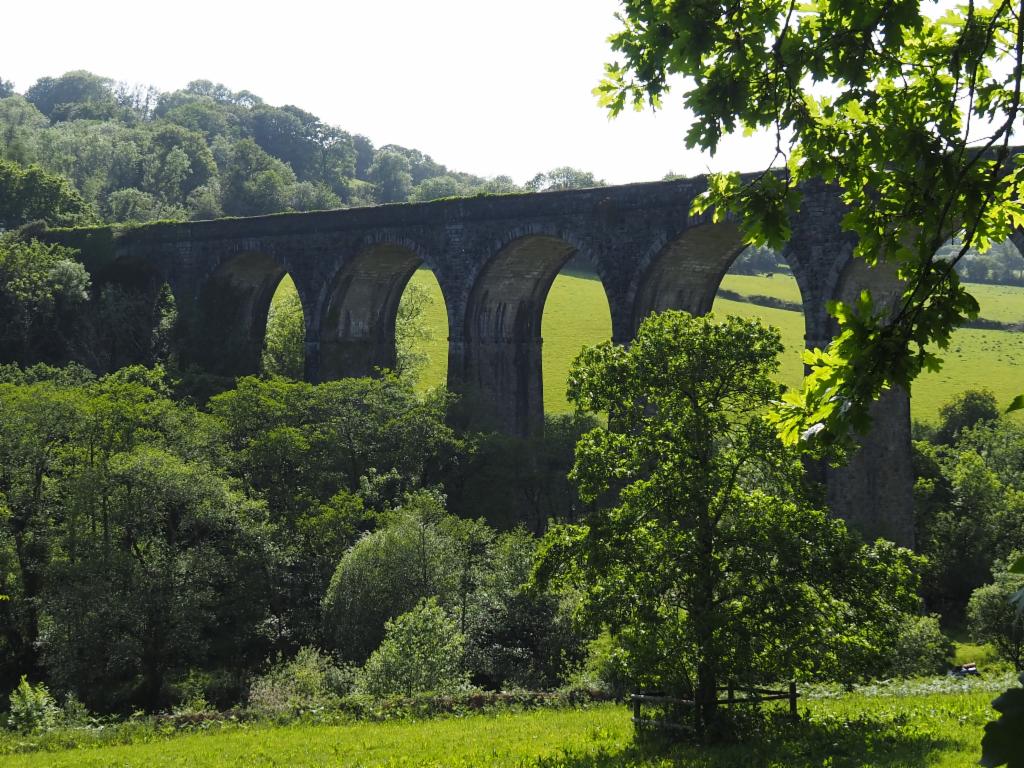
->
<box><xmin>55</xmin><ymin>176</ymin><xmax>917</xmax><ymax>546</ymax></box>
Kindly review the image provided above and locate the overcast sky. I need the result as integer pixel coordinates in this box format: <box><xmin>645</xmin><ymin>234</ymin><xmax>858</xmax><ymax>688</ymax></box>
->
<box><xmin>3</xmin><ymin>0</ymin><xmax>781</xmax><ymax>185</ymax></box>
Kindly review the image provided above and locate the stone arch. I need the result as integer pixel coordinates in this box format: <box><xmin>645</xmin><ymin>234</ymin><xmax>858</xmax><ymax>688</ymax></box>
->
<box><xmin>629</xmin><ymin>221</ymin><xmax>748</xmax><ymax>334</ymax></box>
<box><xmin>190</xmin><ymin>250</ymin><xmax>291</xmax><ymax>377</ymax></box>
<box><xmin>317</xmin><ymin>240</ymin><xmax>443</xmax><ymax>381</ymax></box>
<box><xmin>457</xmin><ymin>231</ymin><xmax>607</xmax><ymax>435</ymax></box>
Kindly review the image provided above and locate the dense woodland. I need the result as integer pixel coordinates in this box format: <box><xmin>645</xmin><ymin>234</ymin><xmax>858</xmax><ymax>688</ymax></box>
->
<box><xmin>0</xmin><ymin>70</ymin><xmax>604</xmax><ymax>230</ymax></box>
<box><xmin>0</xmin><ymin>71</ymin><xmax>1022</xmax><ymax>743</ymax></box>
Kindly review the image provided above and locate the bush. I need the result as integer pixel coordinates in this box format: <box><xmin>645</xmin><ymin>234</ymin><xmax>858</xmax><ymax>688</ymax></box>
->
<box><xmin>355</xmin><ymin>598</ymin><xmax>469</xmax><ymax>698</ymax></box>
<box><xmin>567</xmin><ymin>630</ymin><xmax>632</xmax><ymax>698</ymax></box>
<box><xmin>6</xmin><ymin>676</ymin><xmax>59</xmax><ymax>733</ymax></box>
<box><xmin>968</xmin><ymin>558</ymin><xmax>1024</xmax><ymax>670</ymax></box>
<box><xmin>886</xmin><ymin>614</ymin><xmax>953</xmax><ymax>677</ymax></box>
<box><xmin>248</xmin><ymin>647</ymin><xmax>354</xmax><ymax>718</ymax></box>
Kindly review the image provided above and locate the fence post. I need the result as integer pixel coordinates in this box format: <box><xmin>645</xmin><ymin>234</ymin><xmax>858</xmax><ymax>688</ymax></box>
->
<box><xmin>727</xmin><ymin>685</ymin><xmax>734</xmax><ymax>705</ymax></box>
<box><xmin>789</xmin><ymin>681</ymin><xmax>798</xmax><ymax>719</ymax></box>
<box><xmin>632</xmin><ymin>694</ymin><xmax>641</xmax><ymax>726</ymax></box>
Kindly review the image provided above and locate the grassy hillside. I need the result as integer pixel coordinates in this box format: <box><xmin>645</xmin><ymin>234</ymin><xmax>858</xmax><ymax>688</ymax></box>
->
<box><xmin>323</xmin><ymin>269</ymin><xmax>1024</xmax><ymax>422</ymax></box>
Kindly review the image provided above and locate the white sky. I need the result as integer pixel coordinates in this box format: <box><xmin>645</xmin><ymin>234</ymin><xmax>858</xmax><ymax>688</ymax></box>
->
<box><xmin>2</xmin><ymin>0</ymin><xmax>779</xmax><ymax>185</ymax></box>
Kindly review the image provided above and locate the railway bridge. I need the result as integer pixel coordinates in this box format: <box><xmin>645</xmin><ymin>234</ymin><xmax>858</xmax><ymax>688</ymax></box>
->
<box><xmin>56</xmin><ymin>176</ymin><xmax>923</xmax><ymax>545</ymax></box>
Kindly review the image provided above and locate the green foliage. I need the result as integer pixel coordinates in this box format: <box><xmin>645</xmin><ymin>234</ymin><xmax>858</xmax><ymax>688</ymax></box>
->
<box><xmin>247</xmin><ymin>647</ymin><xmax>352</xmax><ymax>718</ymax></box>
<box><xmin>600</xmin><ymin>1</ymin><xmax>1024</xmax><ymax>448</ymax></box>
<box><xmin>969</xmin><ymin>556</ymin><xmax>1024</xmax><ymax>670</ymax></box>
<box><xmin>914</xmin><ymin>412</ymin><xmax>1024</xmax><ymax>621</ymax></box>
<box><xmin>394</xmin><ymin>279</ymin><xmax>434</xmax><ymax>382</ymax></box>
<box><xmin>0</xmin><ymin>233</ymin><xmax>90</xmax><ymax>364</ymax></box>
<box><xmin>0</xmin><ymin>157</ymin><xmax>94</xmax><ymax>228</ymax></box>
<box><xmin>539</xmin><ymin>311</ymin><xmax>920</xmax><ymax>734</ymax></box>
<box><xmin>934</xmin><ymin>389</ymin><xmax>1001</xmax><ymax>445</ymax></box>
<box><xmin>6</xmin><ymin>676</ymin><xmax>58</xmax><ymax>733</ymax></box>
<box><xmin>322</xmin><ymin>491</ymin><xmax>459</xmax><ymax>662</ymax></box>
<box><xmin>525</xmin><ymin>167</ymin><xmax>605</xmax><ymax>192</ymax></box>
<box><xmin>367</xmin><ymin>150</ymin><xmax>413</xmax><ymax>203</ymax></box>
<box><xmin>354</xmin><ymin>598</ymin><xmax>469</xmax><ymax>698</ymax></box>
<box><xmin>886</xmin><ymin>615</ymin><xmax>953</xmax><ymax>679</ymax></box>
<box><xmin>261</xmin><ymin>275</ymin><xmax>305</xmax><ymax>379</ymax></box>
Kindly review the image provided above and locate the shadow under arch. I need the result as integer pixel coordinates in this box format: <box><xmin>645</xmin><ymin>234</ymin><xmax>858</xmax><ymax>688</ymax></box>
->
<box><xmin>459</xmin><ymin>233</ymin><xmax>610</xmax><ymax>436</ymax></box>
<box><xmin>630</xmin><ymin>222</ymin><xmax>750</xmax><ymax>334</ymax></box>
<box><xmin>189</xmin><ymin>250</ymin><xmax>292</xmax><ymax>378</ymax></box>
<box><xmin>317</xmin><ymin>242</ymin><xmax>440</xmax><ymax>381</ymax></box>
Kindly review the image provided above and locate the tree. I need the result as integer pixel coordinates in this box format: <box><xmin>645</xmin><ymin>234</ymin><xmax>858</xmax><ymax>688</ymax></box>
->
<box><xmin>0</xmin><ymin>78</ymin><xmax>14</xmax><ymax>99</ymax></box>
<box><xmin>25</xmin><ymin>71</ymin><xmax>119</xmax><ymax>123</ymax></box>
<box><xmin>354</xmin><ymin>597</ymin><xmax>468</xmax><ymax>697</ymax></box>
<box><xmin>322</xmin><ymin>491</ymin><xmax>459</xmax><ymax>662</ymax></box>
<box><xmin>536</xmin><ymin>311</ymin><xmax>919</xmax><ymax>737</ymax></box>
<box><xmin>0</xmin><ymin>158</ymin><xmax>94</xmax><ymax>228</ymax></box>
<box><xmin>0</xmin><ymin>234</ymin><xmax>91</xmax><ymax>363</ymax></box>
<box><xmin>934</xmin><ymin>389</ymin><xmax>1001</xmax><ymax>445</ymax></box>
<box><xmin>367</xmin><ymin>150</ymin><xmax>413</xmax><ymax>203</ymax></box>
<box><xmin>261</xmin><ymin>276</ymin><xmax>306</xmax><ymax>379</ymax></box>
<box><xmin>969</xmin><ymin>555</ymin><xmax>1024</xmax><ymax>670</ymax></box>
<box><xmin>526</xmin><ymin>167</ymin><xmax>604</xmax><ymax>192</ymax></box>
<box><xmin>600</xmin><ymin>1</ymin><xmax>1024</xmax><ymax>446</ymax></box>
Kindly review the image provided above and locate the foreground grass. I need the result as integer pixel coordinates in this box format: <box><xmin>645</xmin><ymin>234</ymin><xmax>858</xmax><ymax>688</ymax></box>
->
<box><xmin>3</xmin><ymin>678</ymin><xmax>1011</xmax><ymax>768</ymax></box>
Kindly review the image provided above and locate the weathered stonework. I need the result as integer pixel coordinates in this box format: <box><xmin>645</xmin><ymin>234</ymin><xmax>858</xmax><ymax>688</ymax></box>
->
<box><xmin>53</xmin><ymin>176</ymin><xmax>916</xmax><ymax>546</ymax></box>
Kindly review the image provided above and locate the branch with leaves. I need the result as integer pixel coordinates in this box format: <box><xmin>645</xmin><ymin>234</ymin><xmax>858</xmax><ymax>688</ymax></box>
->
<box><xmin>599</xmin><ymin>0</ymin><xmax>1024</xmax><ymax>452</ymax></box>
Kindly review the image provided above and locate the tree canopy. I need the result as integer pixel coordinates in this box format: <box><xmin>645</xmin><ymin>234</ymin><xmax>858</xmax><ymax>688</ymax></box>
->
<box><xmin>600</xmin><ymin>0</ymin><xmax>1024</xmax><ymax>447</ymax></box>
<box><xmin>537</xmin><ymin>311</ymin><xmax>919</xmax><ymax>736</ymax></box>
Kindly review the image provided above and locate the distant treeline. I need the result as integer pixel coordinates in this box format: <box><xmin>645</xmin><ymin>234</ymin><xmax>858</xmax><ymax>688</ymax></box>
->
<box><xmin>0</xmin><ymin>71</ymin><xmax>604</xmax><ymax>227</ymax></box>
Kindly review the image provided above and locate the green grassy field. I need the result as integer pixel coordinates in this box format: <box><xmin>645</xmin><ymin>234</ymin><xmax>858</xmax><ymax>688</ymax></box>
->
<box><xmin>2</xmin><ymin>681</ymin><xmax>1010</xmax><ymax>768</ymax></box>
<box><xmin>287</xmin><ymin>268</ymin><xmax>1023</xmax><ymax>422</ymax></box>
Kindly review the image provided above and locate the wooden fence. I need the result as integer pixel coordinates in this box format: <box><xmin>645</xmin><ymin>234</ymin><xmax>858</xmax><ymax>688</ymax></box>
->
<box><xmin>631</xmin><ymin>682</ymin><xmax>799</xmax><ymax>732</ymax></box>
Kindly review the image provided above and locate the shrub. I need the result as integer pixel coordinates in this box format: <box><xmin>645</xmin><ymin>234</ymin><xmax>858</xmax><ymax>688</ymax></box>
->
<box><xmin>886</xmin><ymin>614</ymin><xmax>953</xmax><ymax>677</ymax></box>
<box><xmin>6</xmin><ymin>676</ymin><xmax>59</xmax><ymax>733</ymax></box>
<box><xmin>355</xmin><ymin>598</ymin><xmax>469</xmax><ymax>698</ymax></box>
<box><xmin>968</xmin><ymin>558</ymin><xmax>1024</xmax><ymax>670</ymax></box>
<box><xmin>248</xmin><ymin>647</ymin><xmax>354</xmax><ymax>718</ymax></box>
<box><xmin>567</xmin><ymin>630</ymin><xmax>632</xmax><ymax>698</ymax></box>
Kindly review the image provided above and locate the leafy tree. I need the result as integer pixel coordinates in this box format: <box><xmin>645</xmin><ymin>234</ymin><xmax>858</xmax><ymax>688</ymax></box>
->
<box><xmin>411</xmin><ymin>175</ymin><xmax>465</xmax><ymax>202</ymax></box>
<box><xmin>25</xmin><ymin>71</ymin><xmax>119</xmax><ymax>123</ymax></box>
<box><xmin>934</xmin><ymin>389</ymin><xmax>1002</xmax><ymax>446</ymax></box>
<box><xmin>526</xmin><ymin>167</ymin><xmax>604</xmax><ymax>192</ymax></box>
<box><xmin>104</xmin><ymin>188</ymin><xmax>185</xmax><ymax>223</ymax></box>
<box><xmin>969</xmin><ymin>555</ymin><xmax>1024</xmax><ymax>670</ymax></box>
<box><xmin>394</xmin><ymin>280</ymin><xmax>434</xmax><ymax>381</ymax></box>
<box><xmin>599</xmin><ymin>1</ymin><xmax>1024</xmax><ymax>445</ymax></box>
<box><xmin>0</xmin><ymin>158</ymin><xmax>94</xmax><ymax>228</ymax></box>
<box><xmin>0</xmin><ymin>78</ymin><xmax>14</xmax><ymax>99</ymax></box>
<box><xmin>536</xmin><ymin>311</ymin><xmax>919</xmax><ymax>736</ymax></box>
<box><xmin>354</xmin><ymin>597</ymin><xmax>468</xmax><ymax>698</ymax></box>
<box><xmin>367</xmin><ymin>150</ymin><xmax>412</xmax><ymax>203</ymax></box>
<box><xmin>0</xmin><ymin>96</ymin><xmax>47</xmax><ymax>165</ymax></box>
<box><xmin>464</xmin><ymin>528</ymin><xmax>585</xmax><ymax>690</ymax></box>
<box><xmin>914</xmin><ymin>410</ymin><xmax>1024</xmax><ymax>620</ymax></box>
<box><xmin>0</xmin><ymin>234</ymin><xmax>91</xmax><ymax>363</ymax></box>
<box><xmin>220</xmin><ymin>138</ymin><xmax>297</xmax><ymax>216</ymax></box>
<box><xmin>322</xmin><ymin>491</ymin><xmax>458</xmax><ymax>662</ymax></box>
<box><xmin>261</xmin><ymin>276</ymin><xmax>305</xmax><ymax>379</ymax></box>
<box><xmin>210</xmin><ymin>376</ymin><xmax>455</xmax><ymax>649</ymax></box>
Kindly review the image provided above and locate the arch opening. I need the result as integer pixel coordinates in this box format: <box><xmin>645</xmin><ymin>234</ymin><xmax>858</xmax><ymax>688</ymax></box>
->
<box><xmin>262</xmin><ymin>273</ymin><xmax>307</xmax><ymax>380</ymax></box>
<box><xmin>318</xmin><ymin>243</ymin><xmax>447</xmax><ymax>383</ymax></box>
<box><xmin>710</xmin><ymin>243</ymin><xmax>808</xmax><ymax>394</ymax></box>
<box><xmin>396</xmin><ymin>266</ymin><xmax>448</xmax><ymax>389</ymax></box>
<box><xmin>192</xmin><ymin>251</ymin><xmax>288</xmax><ymax>377</ymax></box>
<box><xmin>461</xmin><ymin>234</ymin><xmax>595</xmax><ymax>435</ymax></box>
<box><xmin>540</xmin><ymin>253</ymin><xmax>612</xmax><ymax>414</ymax></box>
